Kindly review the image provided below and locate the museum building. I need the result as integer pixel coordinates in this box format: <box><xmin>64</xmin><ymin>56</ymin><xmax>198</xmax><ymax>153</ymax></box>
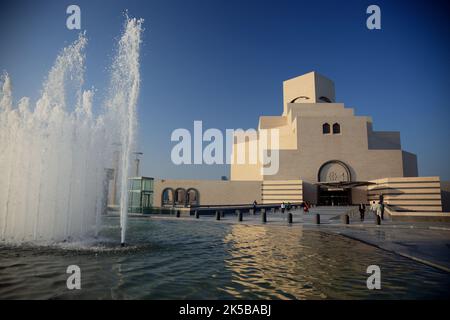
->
<box><xmin>139</xmin><ymin>72</ymin><xmax>445</xmax><ymax>214</ymax></box>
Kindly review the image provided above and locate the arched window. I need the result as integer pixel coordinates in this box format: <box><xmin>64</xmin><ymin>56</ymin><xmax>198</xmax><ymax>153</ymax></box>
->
<box><xmin>322</xmin><ymin>123</ymin><xmax>330</xmax><ymax>134</ymax></box>
<box><xmin>319</xmin><ymin>96</ymin><xmax>332</xmax><ymax>103</ymax></box>
<box><xmin>174</xmin><ymin>188</ymin><xmax>186</xmax><ymax>206</ymax></box>
<box><xmin>291</xmin><ymin>96</ymin><xmax>310</xmax><ymax>103</ymax></box>
<box><xmin>333</xmin><ymin>123</ymin><xmax>341</xmax><ymax>134</ymax></box>
<box><xmin>186</xmin><ymin>188</ymin><xmax>199</xmax><ymax>206</ymax></box>
<box><xmin>162</xmin><ymin>188</ymin><xmax>174</xmax><ymax>206</ymax></box>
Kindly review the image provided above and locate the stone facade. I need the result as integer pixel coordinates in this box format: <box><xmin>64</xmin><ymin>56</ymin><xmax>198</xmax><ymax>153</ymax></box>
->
<box><xmin>368</xmin><ymin>176</ymin><xmax>442</xmax><ymax>212</ymax></box>
<box><xmin>230</xmin><ymin>71</ymin><xmax>418</xmax><ymax>183</ymax></box>
<box><xmin>153</xmin><ymin>179</ymin><xmax>261</xmax><ymax>207</ymax></box>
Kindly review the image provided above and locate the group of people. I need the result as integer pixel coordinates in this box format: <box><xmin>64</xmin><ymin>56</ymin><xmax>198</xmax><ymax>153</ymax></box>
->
<box><xmin>358</xmin><ymin>195</ymin><xmax>385</xmax><ymax>221</ymax></box>
<box><xmin>280</xmin><ymin>201</ymin><xmax>310</xmax><ymax>213</ymax></box>
<box><xmin>252</xmin><ymin>201</ymin><xmax>311</xmax><ymax>214</ymax></box>
<box><xmin>253</xmin><ymin>200</ymin><xmax>305</xmax><ymax>214</ymax></box>
<box><xmin>253</xmin><ymin>196</ymin><xmax>385</xmax><ymax>220</ymax></box>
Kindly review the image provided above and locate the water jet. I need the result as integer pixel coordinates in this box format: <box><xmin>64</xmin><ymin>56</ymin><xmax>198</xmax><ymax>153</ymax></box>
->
<box><xmin>0</xmin><ymin>17</ymin><xmax>143</xmax><ymax>245</ymax></box>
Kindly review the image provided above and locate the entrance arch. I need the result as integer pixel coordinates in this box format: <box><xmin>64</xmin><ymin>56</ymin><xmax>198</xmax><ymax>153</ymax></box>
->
<box><xmin>318</xmin><ymin>160</ymin><xmax>352</xmax><ymax>206</ymax></box>
<box><xmin>318</xmin><ymin>160</ymin><xmax>351</xmax><ymax>183</ymax></box>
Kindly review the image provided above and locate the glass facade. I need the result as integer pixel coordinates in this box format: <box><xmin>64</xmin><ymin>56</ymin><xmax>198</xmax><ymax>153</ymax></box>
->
<box><xmin>128</xmin><ymin>177</ymin><xmax>154</xmax><ymax>214</ymax></box>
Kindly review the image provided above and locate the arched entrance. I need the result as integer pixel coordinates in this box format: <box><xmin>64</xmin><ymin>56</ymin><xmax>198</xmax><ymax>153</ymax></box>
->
<box><xmin>317</xmin><ymin>160</ymin><xmax>352</xmax><ymax>206</ymax></box>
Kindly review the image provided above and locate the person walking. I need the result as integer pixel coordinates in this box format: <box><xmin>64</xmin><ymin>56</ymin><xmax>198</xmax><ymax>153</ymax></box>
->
<box><xmin>370</xmin><ymin>200</ymin><xmax>378</xmax><ymax>216</ymax></box>
<box><xmin>358</xmin><ymin>203</ymin><xmax>366</xmax><ymax>221</ymax></box>
<box><xmin>379</xmin><ymin>194</ymin><xmax>385</xmax><ymax>220</ymax></box>
<box><xmin>376</xmin><ymin>202</ymin><xmax>382</xmax><ymax>219</ymax></box>
<box><xmin>281</xmin><ymin>202</ymin><xmax>285</xmax><ymax>214</ymax></box>
<box><xmin>303</xmin><ymin>201</ymin><xmax>309</xmax><ymax>213</ymax></box>
<box><xmin>252</xmin><ymin>200</ymin><xmax>257</xmax><ymax>214</ymax></box>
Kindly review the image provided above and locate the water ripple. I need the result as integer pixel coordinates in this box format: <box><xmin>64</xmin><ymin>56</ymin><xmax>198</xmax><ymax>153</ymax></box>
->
<box><xmin>0</xmin><ymin>218</ymin><xmax>449</xmax><ymax>299</ymax></box>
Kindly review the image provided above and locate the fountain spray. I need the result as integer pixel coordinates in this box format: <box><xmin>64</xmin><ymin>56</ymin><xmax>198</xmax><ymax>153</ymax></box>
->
<box><xmin>0</xmin><ymin>17</ymin><xmax>143</xmax><ymax>245</ymax></box>
<box><xmin>107</xmin><ymin>17</ymin><xmax>143</xmax><ymax>246</ymax></box>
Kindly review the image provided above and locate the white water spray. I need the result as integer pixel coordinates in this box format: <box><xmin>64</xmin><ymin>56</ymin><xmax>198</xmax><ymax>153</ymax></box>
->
<box><xmin>0</xmin><ymin>17</ymin><xmax>143</xmax><ymax>244</ymax></box>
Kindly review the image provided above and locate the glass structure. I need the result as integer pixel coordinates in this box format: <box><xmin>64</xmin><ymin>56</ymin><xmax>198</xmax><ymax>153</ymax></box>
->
<box><xmin>128</xmin><ymin>177</ymin><xmax>154</xmax><ymax>214</ymax></box>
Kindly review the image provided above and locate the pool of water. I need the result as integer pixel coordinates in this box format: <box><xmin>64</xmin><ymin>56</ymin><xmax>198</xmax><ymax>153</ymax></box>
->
<box><xmin>0</xmin><ymin>217</ymin><xmax>449</xmax><ymax>299</ymax></box>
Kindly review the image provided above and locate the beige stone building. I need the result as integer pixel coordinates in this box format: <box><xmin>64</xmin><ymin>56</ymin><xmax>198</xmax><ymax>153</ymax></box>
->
<box><xmin>152</xmin><ymin>72</ymin><xmax>445</xmax><ymax>213</ymax></box>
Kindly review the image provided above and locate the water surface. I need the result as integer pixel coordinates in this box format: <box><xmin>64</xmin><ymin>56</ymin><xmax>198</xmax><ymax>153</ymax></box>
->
<box><xmin>0</xmin><ymin>218</ymin><xmax>449</xmax><ymax>299</ymax></box>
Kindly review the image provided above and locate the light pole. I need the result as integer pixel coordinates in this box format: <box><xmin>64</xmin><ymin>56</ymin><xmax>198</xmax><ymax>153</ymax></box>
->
<box><xmin>133</xmin><ymin>152</ymin><xmax>143</xmax><ymax>177</ymax></box>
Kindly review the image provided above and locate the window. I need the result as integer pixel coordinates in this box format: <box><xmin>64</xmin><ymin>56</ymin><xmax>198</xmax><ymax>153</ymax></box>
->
<box><xmin>142</xmin><ymin>178</ymin><xmax>153</xmax><ymax>192</ymax></box>
<box><xmin>322</xmin><ymin>123</ymin><xmax>330</xmax><ymax>134</ymax></box>
<box><xmin>291</xmin><ymin>96</ymin><xmax>310</xmax><ymax>103</ymax></box>
<box><xmin>174</xmin><ymin>188</ymin><xmax>186</xmax><ymax>206</ymax></box>
<box><xmin>162</xmin><ymin>188</ymin><xmax>174</xmax><ymax>206</ymax></box>
<box><xmin>319</xmin><ymin>96</ymin><xmax>332</xmax><ymax>103</ymax></box>
<box><xmin>333</xmin><ymin>123</ymin><xmax>341</xmax><ymax>134</ymax></box>
<box><xmin>186</xmin><ymin>188</ymin><xmax>199</xmax><ymax>206</ymax></box>
<box><xmin>129</xmin><ymin>178</ymin><xmax>141</xmax><ymax>191</ymax></box>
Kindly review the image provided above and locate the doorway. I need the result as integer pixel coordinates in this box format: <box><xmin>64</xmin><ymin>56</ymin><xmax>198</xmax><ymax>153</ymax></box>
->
<box><xmin>318</xmin><ymin>187</ymin><xmax>351</xmax><ymax>206</ymax></box>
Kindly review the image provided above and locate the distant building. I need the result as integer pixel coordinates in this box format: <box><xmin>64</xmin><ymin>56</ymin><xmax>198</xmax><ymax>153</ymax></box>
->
<box><xmin>151</xmin><ymin>72</ymin><xmax>444</xmax><ymax>214</ymax></box>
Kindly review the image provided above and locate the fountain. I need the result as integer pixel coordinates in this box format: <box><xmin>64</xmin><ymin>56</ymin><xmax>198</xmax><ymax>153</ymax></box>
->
<box><xmin>0</xmin><ymin>17</ymin><xmax>143</xmax><ymax>245</ymax></box>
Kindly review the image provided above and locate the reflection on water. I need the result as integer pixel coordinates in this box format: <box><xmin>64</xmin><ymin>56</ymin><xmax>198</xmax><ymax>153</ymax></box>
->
<box><xmin>0</xmin><ymin>218</ymin><xmax>449</xmax><ymax>299</ymax></box>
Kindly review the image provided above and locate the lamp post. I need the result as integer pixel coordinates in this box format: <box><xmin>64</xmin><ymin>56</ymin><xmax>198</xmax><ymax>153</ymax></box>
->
<box><xmin>133</xmin><ymin>152</ymin><xmax>143</xmax><ymax>177</ymax></box>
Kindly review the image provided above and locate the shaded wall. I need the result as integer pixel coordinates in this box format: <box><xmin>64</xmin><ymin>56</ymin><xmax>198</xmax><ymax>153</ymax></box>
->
<box><xmin>441</xmin><ymin>181</ymin><xmax>450</xmax><ymax>212</ymax></box>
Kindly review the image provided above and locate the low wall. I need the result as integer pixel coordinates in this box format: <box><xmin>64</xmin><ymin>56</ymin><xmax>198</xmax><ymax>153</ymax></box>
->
<box><xmin>385</xmin><ymin>206</ymin><xmax>450</xmax><ymax>222</ymax></box>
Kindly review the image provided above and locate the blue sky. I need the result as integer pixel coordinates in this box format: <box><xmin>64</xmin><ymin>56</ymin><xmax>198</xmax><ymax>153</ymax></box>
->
<box><xmin>1</xmin><ymin>0</ymin><xmax>449</xmax><ymax>180</ymax></box>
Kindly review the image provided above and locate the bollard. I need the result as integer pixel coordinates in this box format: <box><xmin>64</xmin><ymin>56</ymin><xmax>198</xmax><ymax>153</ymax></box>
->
<box><xmin>195</xmin><ymin>210</ymin><xmax>199</xmax><ymax>219</ymax></box>
<box><xmin>315</xmin><ymin>213</ymin><xmax>320</xmax><ymax>225</ymax></box>
<box><xmin>236</xmin><ymin>210</ymin><xmax>243</xmax><ymax>222</ymax></box>
<box><xmin>215</xmin><ymin>211</ymin><xmax>220</xmax><ymax>221</ymax></box>
<box><xmin>288</xmin><ymin>212</ymin><xmax>293</xmax><ymax>224</ymax></box>
<box><xmin>261</xmin><ymin>210</ymin><xmax>267</xmax><ymax>223</ymax></box>
<box><xmin>176</xmin><ymin>210</ymin><xmax>181</xmax><ymax>218</ymax></box>
<box><xmin>341</xmin><ymin>214</ymin><xmax>349</xmax><ymax>224</ymax></box>
<box><xmin>376</xmin><ymin>215</ymin><xmax>381</xmax><ymax>225</ymax></box>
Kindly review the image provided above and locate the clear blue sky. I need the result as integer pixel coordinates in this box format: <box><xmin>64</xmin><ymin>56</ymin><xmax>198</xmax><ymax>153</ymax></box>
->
<box><xmin>1</xmin><ymin>0</ymin><xmax>449</xmax><ymax>180</ymax></box>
